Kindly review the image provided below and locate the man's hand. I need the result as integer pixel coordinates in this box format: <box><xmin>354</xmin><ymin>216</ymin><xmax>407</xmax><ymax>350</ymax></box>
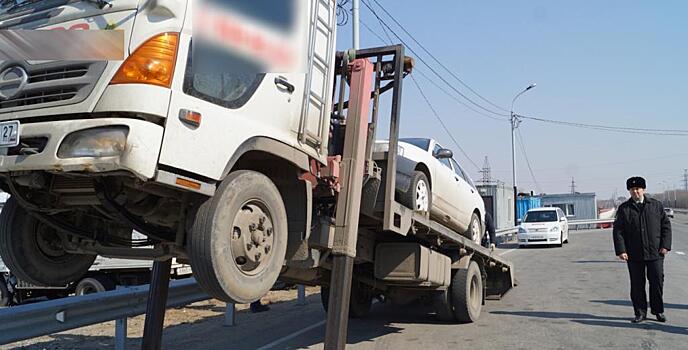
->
<box><xmin>659</xmin><ymin>248</ymin><xmax>669</xmax><ymax>256</ymax></box>
<box><xmin>618</xmin><ymin>253</ymin><xmax>628</xmax><ymax>261</ymax></box>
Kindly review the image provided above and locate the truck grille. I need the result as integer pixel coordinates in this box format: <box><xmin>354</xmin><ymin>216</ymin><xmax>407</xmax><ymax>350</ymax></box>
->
<box><xmin>0</xmin><ymin>61</ymin><xmax>107</xmax><ymax>113</ymax></box>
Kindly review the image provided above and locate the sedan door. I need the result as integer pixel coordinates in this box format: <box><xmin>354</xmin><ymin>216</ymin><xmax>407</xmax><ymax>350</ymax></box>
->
<box><xmin>430</xmin><ymin>144</ymin><xmax>463</xmax><ymax>226</ymax></box>
<box><xmin>450</xmin><ymin>158</ymin><xmax>477</xmax><ymax>229</ymax></box>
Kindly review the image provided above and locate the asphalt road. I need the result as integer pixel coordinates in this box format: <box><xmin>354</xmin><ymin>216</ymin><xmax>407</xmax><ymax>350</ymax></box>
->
<box><xmin>176</xmin><ymin>214</ymin><xmax>687</xmax><ymax>350</ymax></box>
<box><xmin>6</xmin><ymin>214</ymin><xmax>687</xmax><ymax>350</ymax></box>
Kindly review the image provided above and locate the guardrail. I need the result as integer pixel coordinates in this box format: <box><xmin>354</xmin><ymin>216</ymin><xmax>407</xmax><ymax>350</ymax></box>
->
<box><xmin>0</xmin><ymin>278</ymin><xmax>209</xmax><ymax>346</ymax></box>
<box><xmin>495</xmin><ymin>218</ymin><xmax>615</xmax><ymax>238</ymax></box>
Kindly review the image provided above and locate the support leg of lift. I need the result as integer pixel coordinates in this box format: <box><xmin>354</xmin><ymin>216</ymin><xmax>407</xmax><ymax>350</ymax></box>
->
<box><xmin>324</xmin><ymin>255</ymin><xmax>355</xmax><ymax>349</ymax></box>
<box><xmin>141</xmin><ymin>259</ymin><xmax>172</xmax><ymax>350</ymax></box>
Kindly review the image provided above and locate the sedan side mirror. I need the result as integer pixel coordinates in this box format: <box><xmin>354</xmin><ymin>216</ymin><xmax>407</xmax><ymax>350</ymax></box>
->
<box><xmin>433</xmin><ymin>148</ymin><xmax>453</xmax><ymax>159</ymax></box>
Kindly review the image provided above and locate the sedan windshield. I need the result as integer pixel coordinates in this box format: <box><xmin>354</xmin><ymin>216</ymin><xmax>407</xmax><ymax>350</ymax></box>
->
<box><xmin>524</xmin><ymin>211</ymin><xmax>558</xmax><ymax>223</ymax></box>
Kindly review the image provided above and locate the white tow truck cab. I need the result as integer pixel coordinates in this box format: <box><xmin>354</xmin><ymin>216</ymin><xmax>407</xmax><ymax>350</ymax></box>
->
<box><xmin>0</xmin><ymin>0</ymin><xmax>513</xmax><ymax>322</ymax></box>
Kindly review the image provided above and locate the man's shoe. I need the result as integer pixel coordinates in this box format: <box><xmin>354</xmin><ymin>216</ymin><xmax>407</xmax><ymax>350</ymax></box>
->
<box><xmin>656</xmin><ymin>313</ymin><xmax>666</xmax><ymax>323</ymax></box>
<box><xmin>631</xmin><ymin>313</ymin><xmax>646</xmax><ymax>323</ymax></box>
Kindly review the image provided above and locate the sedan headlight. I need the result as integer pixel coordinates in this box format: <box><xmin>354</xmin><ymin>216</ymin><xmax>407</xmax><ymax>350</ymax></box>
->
<box><xmin>550</xmin><ymin>226</ymin><xmax>559</xmax><ymax>232</ymax></box>
<box><xmin>518</xmin><ymin>227</ymin><xmax>527</xmax><ymax>234</ymax></box>
<box><xmin>58</xmin><ymin>126</ymin><xmax>129</xmax><ymax>158</ymax></box>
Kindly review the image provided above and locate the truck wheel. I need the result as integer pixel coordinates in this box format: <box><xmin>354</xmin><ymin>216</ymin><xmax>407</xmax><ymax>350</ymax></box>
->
<box><xmin>451</xmin><ymin>261</ymin><xmax>482</xmax><ymax>323</ymax></box>
<box><xmin>464</xmin><ymin>213</ymin><xmax>483</xmax><ymax>245</ymax></box>
<box><xmin>189</xmin><ymin>170</ymin><xmax>288</xmax><ymax>303</ymax></box>
<box><xmin>0</xmin><ymin>198</ymin><xmax>96</xmax><ymax>286</ymax></box>
<box><xmin>320</xmin><ymin>280</ymin><xmax>374</xmax><ymax>318</ymax></box>
<box><xmin>0</xmin><ymin>277</ymin><xmax>10</xmax><ymax>307</ymax></box>
<box><xmin>400</xmin><ymin>171</ymin><xmax>431</xmax><ymax>215</ymax></box>
<box><xmin>432</xmin><ymin>289</ymin><xmax>455</xmax><ymax>322</ymax></box>
<box><xmin>75</xmin><ymin>276</ymin><xmax>115</xmax><ymax>296</ymax></box>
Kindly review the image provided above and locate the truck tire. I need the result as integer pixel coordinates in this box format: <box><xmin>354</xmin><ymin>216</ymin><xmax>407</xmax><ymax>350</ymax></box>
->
<box><xmin>432</xmin><ymin>289</ymin><xmax>455</xmax><ymax>322</ymax></box>
<box><xmin>0</xmin><ymin>277</ymin><xmax>10</xmax><ymax>307</ymax></box>
<box><xmin>0</xmin><ymin>198</ymin><xmax>96</xmax><ymax>287</ymax></box>
<box><xmin>399</xmin><ymin>171</ymin><xmax>431</xmax><ymax>215</ymax></box>
<box><xmin>75</xmin><ymin>276</ymin><xmax>115</xmax><ymax>295</ymax></box>
<box><xmin>320</xmin><ymin>280</ymin><xmax>374</xmax><ymax>318</ymax></box>
<box><xmin>189</xmin><ymin>170</ymin><xmax>288</xmax><ymax>304</ymax></box>
<box><xmin>464</xmin><ymin>213</ymin><xmax>483</xmax><ymax>245</ymax></box>
<box><xmin>451</xmin><ymin>261</ymin><xmax>482</xmax><ymax>323</ymax></box>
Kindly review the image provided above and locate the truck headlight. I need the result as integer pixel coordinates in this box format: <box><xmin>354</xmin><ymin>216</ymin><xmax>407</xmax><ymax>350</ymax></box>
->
<box><xmin>550</xmin><ymin>226</ymin><xmax>559</xmax><ymax>232</ymax></box>
<box><xmin>58</xmin><ymin>126</ymin><xmax>129</xmax><ymax>158</ymax></box>
<box><xmin>518</xmin><ymin>227</ymin><xmax>527</xmax><ymax>234</ymax></box>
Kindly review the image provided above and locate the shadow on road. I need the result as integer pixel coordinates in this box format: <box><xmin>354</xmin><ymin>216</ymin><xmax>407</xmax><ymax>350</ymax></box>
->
<box><xmin>491</xmin><ymin>310</ymin><xmax>688</xmax><ymax>336</ymax></box>
<box><xmin>572</xmin><ymin>319</ymin><xmax>688</xmax><ymax>336</ymax></box>
<box><xmin>574</xmin><ymin>260</ymin><xmax>624</xmax><ymax>264</ymax></box>
<box><xmin>490</xmin><ymin>310</ymin><xmax>628</xmax><ymax>322</ymax></box>
<box><xmin>590</xmin><ymin>299</ymin><xmax>688</xmax><ymax>310</ymax></box>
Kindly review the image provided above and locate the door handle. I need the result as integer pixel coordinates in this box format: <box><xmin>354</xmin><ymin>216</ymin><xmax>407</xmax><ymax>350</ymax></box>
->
<box><xmin>274</xmin><ymin>76</ymin><xmax>295</xmax><ymax>93</ymax></box>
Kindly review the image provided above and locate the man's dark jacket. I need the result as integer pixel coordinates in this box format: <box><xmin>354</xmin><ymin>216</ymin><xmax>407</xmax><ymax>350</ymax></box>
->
<box><xmin>613</xmin><ymin>196</ymin><xmax>671</xmax><ymax>261</ymax></box>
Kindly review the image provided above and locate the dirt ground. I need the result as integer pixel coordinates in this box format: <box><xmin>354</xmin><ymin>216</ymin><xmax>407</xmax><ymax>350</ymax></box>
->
<box><xmin>2</xmin><ymin>286</ymin><xmax>322</xmax><ymax>350</ymax></box>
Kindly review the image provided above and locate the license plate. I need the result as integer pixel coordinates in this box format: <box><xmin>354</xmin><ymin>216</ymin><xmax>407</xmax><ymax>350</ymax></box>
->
<box><xmin>0</xmin><ymin>121</ymin><xmax>20</xmax><ymax>148</ymax></box>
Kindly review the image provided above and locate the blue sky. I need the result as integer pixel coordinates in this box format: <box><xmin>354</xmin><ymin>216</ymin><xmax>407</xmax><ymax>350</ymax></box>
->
<box><xmin>335</xmin><ymin>0</ymin><xmax>688</xmax><ymax>199</ymax></box>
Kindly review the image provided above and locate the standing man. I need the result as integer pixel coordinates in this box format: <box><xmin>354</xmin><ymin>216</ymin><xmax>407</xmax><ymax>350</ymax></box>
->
<box><xmin>613</xmin><ymin>176</ymin><xmax>671</xmax><ymax>323</ymax></box>
<box><xmin>482</xmin><ymin>211</ymin><xmax>496</xmax><ymax>251</ymax></box>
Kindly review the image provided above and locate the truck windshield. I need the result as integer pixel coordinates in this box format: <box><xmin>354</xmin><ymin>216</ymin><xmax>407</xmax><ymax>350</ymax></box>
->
<box><xmin>0</xmin><ymin>0</ymin><xmax>109</xmax><ymax>22</ymax></box>
<box><xmin>524</xmin><ymin>211</ymin><xmax>558</xmax><ymax>223</ymax></box>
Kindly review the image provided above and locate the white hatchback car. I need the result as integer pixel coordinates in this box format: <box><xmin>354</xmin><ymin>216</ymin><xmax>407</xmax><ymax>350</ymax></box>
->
<box><xmin>374</xmin><ymin>138</ymin><xmax>486</xmax><ymax>244</ymax></box>
<box><xmin>518</xmin><ymin>207</ymin><xmax>569</xmax><ymax>247</ymax></box>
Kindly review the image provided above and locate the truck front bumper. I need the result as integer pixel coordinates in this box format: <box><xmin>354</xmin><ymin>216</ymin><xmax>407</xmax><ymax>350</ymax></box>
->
<box><xmin>0</xmin><ymin>118</ymin><xmax>163</xmax><ymax>180</ymax></box>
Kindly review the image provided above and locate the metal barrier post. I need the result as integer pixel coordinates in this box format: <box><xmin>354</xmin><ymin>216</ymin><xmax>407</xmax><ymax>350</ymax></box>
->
<box><xmin>297</xmin><ymin>285</ymin><xmax>306</xmax><ymax>306</ymax></box>
<box><xmin>115</xmin><ymin>286</ymin><xmax>128</xmax><ymax>350</ymax></box>
<box><xmin>141</xmin><ymin>259</ymin><xmax>172</xmax><ymax>350</ymax></box>
<box><xmin>223</xmin><ymin>303</ymin><xmax>236</xmax><ymax>327</ymax></box>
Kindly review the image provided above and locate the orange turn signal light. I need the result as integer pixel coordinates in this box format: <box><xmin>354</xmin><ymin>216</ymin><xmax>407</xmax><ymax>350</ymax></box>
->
<box><xmin>179</xmin><ymin>109</ymin><xmax>202</xmax><ymax>127</ymax></box>
<box><xmin>110</xmin><ymin>33</ymin><xmax>179</xmax><ymax>88</ymax></box>
<box><xmin>175</xmin><ymin>177</ymin><xmax>201</xmax><ymax>190</ymax></box>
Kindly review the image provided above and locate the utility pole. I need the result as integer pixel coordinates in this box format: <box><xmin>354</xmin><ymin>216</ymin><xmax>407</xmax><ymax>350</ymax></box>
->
<box><xmin>511</xmin><ymin>83</ymin><xmax>536</xmax><ymax>225</ymax></box>
<box><xmin>683</xmin><ymin>169</ymin><xmax>688</xmax><ymax>191</ymax></box>
<box><xmin>352</xmin><ymin>0</ymin><xmax>360</xmax><ymax>49</ymax></box>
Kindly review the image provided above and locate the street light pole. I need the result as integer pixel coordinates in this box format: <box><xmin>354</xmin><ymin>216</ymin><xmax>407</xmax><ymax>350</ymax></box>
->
<box><xmin>510</xmin><ymin>83</ymin><xmax>536</xmax><ymax>226</ymax></box>
<box><xmin>352</xmin><ymin>0</ymin><xmax>360</xmax><ymax>49</ymax></box>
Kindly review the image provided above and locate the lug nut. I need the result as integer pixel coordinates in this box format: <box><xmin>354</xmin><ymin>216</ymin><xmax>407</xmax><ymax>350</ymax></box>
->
<box><xmin>249</xmin><ymin>223</ymin><xmax>257</xmax><ymax>232</ymax></box>
<box><xmin>255</xmin><ymin>252</ymin><xmax>262</xmax><ymax>261</ymax></box>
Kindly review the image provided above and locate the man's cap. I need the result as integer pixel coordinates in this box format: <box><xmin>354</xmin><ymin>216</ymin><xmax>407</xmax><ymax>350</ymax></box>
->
<box><xmin>626</xmin><ymin>176</ymin><xmax>646</xmax><ymax>190</ymax></box>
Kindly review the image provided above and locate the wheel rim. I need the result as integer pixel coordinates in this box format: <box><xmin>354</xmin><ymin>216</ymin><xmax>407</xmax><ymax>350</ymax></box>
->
<box><xmin>229</xmin><ymin>200</ymin><xmax>276</xmax><ymax>277</ymax></box>
<box><xmin>415</xmin><ymin>180</ymin><xmax>429</xmax><ymax>212</ymax></box>
<box><xmin>470</xmin><ymin>217</ymin><xmax>481</xmax><ymax>244</ymax></box>
<box><xmin>80</xmin><ymin>285</ymin><xmax>98</xmax><ymax>295</ymax></box>
<box><xmin>34</xmin><ymin>223</ymin><xmax>68</xmax><ymax>260</ymax></box>
<box><xmin>469</xmin><ymin>274</ymin><xmax>480</xmax><ymax>311</ymax></box>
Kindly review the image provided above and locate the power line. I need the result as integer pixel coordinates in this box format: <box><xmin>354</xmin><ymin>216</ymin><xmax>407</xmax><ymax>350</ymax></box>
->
<box><xmin>516</xmin><ymin>128</ymin><xmax>542</xmax><ymax>193</ymax></box>
<box><xmin>360</xmin><ymin>0</ymin><xmax>510</xmax><ymax>119</ymax></box>
<box><xmin>410</xmin><ymin>75</ymin><xmax>481</xmax><ymax>171</ymax></box>
<box><xmin>362</xmin><ymin>14</ymin><xmax>481</xmax><ymax>171</ymax></box>
<box><xmin>517</xmin><ymin>114</ymin><xmax>688</xmax><ymax>136</ymax></box>
<box><xmin>367</xmin><ymin>0</ymin><xmax>510</xmax><ymax>113</ymax></box>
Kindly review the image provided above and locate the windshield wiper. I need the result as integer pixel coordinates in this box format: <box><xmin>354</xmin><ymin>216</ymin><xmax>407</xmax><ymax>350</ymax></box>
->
<box><xmin>3</xmin><ymin>0</ymin><xmax>45</xmax><ymax>14</ymax></box>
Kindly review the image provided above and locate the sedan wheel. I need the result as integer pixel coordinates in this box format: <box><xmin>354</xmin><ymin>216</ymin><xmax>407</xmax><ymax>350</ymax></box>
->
<box><xmin>415</xmin><ymin>179</ymin><xmax>429</xmax><ymax>212</ymax></box>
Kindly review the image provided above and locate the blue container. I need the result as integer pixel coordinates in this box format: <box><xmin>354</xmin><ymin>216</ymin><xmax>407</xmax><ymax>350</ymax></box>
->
<box><xmin>517</xmin><ymin>196</ymin><xmax>542</xmax><ymax>222</ymax></box>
